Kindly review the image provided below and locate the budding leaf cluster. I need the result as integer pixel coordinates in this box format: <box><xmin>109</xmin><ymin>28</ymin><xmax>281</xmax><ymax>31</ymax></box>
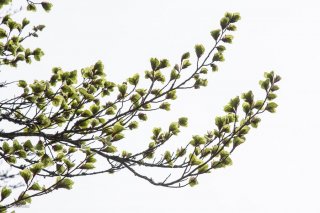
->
<box><xmin>0</xmin><ymin>7</ymin><xmax>281</xmax><ymax>210</ymax></box>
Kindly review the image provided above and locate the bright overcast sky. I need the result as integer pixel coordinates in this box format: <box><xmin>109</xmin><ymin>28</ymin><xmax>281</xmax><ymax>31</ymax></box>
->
<box><xmin>3</xmin><ymin>0</ymin><xmax>320</xmax><ymax>212</ymax></box>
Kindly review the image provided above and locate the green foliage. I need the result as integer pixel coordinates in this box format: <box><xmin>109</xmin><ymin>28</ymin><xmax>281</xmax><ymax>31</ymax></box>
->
<box><xmin>195</xmin><ymin>44</ymin><xmax>205</xmax><ymax>58</ymax></box>
<box><xmin>178</xmin><ymin>117</ymin><xmax>188</xmax><ymax>127</ymax></box>
<box><xmin>41</xmin><ymin>2</ymin><xmax>53</xmax><ymax>12</ymax></box>
<box><xmin>1</xmin><ymin>187</ymin><xmax>12</xmax><ymax>201</ymax></box>
<box><xmin>211</xmin><ymin>29</ymin><xmax>221</xmax><ymax>40</ymax></box>
<box><xmin>0</xmin><ymin>7</ymin><xmax>280</xmax><ymax>211</ymax></box>
<box><xmin>20</xmin><ymin>169</ymin><xmax>32</xmax><ymax>184</ymax></box>
<box><xmin>181</xmin><ymin>52</ymin><xmax>190</xmax><ymax>61</ymax></box>
<box><xmin>55</xmin><ymin>178</ymin><xmax>74</xmax><ymax>190</ymax></box>
<box><xmin>29</xmin><ymin>183</ymin><xmax>42</xmax><ymax>191</ymax></box>
<box><xmin>0</xmin><ymin>0</ymin><xmax>12</xmax><ymax>9</ymax></box>
<box><xmin>188</xmin><ymin>177</ymin><xmax>198</xmax><ymax>187</ymax></box>
<box><xmin>80</xmin><ymin>163</ymin><xmax>95</xmax><ymax>170</ymax></box>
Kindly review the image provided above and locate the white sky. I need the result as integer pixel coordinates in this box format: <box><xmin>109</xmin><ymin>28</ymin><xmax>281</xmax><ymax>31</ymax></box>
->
<box><xmin>3</xmin><ymin>0</ymin><xmax>320</xmax><ymax>212</ymax></box>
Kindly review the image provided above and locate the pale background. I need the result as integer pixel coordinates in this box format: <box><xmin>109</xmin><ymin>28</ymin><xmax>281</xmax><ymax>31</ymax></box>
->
<box><xmin>2</xmin><ymin>0</ymin><xmax>320</xmax><ymax>212</ymax></box>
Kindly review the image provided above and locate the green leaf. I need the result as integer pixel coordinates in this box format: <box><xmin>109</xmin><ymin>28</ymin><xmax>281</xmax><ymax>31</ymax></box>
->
<box><xmin>16</xmin><ymin>150</ymin><xmax>27</xmax><ymax>158</ymax></box>
<box><xmin>265</xmin><ymin>102</ymin><xmax>278</xmax><ymax>113</ymax></box>
<box><xmin>189</xmin><ymin>154</ymin><xmax>203</xmax><ymax>165</ymax></box>
<box><xmin>118</xmin><ymin>84</ymin><xmax>127</xmax><ymax>97</ymax></box>
<box><xmin>274</xmin><ymin>75</ymin><xmax>281</xmax><ymax>83</ymax></box>
<box><xmin>220</xmin><ymin>17</ymin><xmax>229</xmax><ymax>29</ymax></box>
<box><xmin>224</xmin><ymin>104</ymin><xmax>234</xmax><ymax>113</ymax></box>
<box><xmin>230</xmin><ymin>96</ymin><xmax>240</xmax><ymax>108</ymax></box>
<box><xmin>41</xmin><ymin>154</ymin><xmax>54</xmax><ymax>167</ymax></box>
<box><xmin>81</xmin><ymin>109</ymin><xmax>93</xmax><ymax>117</ymax></box>
<box><xmin>63</xmin><ymin>159</ymin><xmax>75</xmax><ymax>170</ymax></box>
<box><xmin>149</xmin><ymin>142</ymin><xmax>156</xmax><ymax>149</ymax></box>
<box><xmin>160</xmin><ymin>102</ymin><xmax>171</xmax><ymax>111</ymax></box>
<box><xmin>254</xmin><ymin>100</ymin><xmax>264</xmax><ymax>109</ymax></box>
<box><xmin>6</xmin><ymin>156</ymin><xmax>16</xmax><ymax>164</ymax></box>
<box><xmin>93</xmin><ymin>60</ymin><xmax>104</xmax><ymax>74</ymax></box>
<box><xmin>250</xmin><ymin>117</ymin><xmax>261</xmax><ymax>128</ymax></box>
<box><xmin>169</xmin><ymin>122</ymin><xmax>180</xmax><ymax>135</ymax></box>
<box><xmin>150</xmin><ymin>58</ymin><xmax>160</xmax><ymax>71</ymax></box>
<box><xmin>12</xmin><ymin>139</ymin><xmax>23</xmax><ymax>151</ymax></box>
<box><xmin>260</xmin><ymin>79</ymin><xmax>270</xmax><ymax>90</ymax></box>
<box><xmin>89</xmin><ymin>104</ymin><xmax>100</xmax><ymax>114</ymax></box>
<box><xmin>56</xmin><ymin>178</ymin><xmax>74</xmax><ymax>190</ymax></box>
<box><xmin>222</xmin><ymin>156</ymin><xmax>233</xmax><ymax>166</ymax></box>
<box><xmin>181</xmin><ymin>52</ymin><xmax>190</xmax><ymax>61</ymax></box>
<box><xmin>210</xmin><ymin>29</ymin><xmax>221</xmax><ymax>41</ymax></box>
<box><xmin>215</xmin><ymin>116</ymin><xmax>224</xmax><ymax>130</ymax></box>
<box><xmin>128</xmin><ymin>121</ymin><xmax>139</xmax><ymax>130</ymax></box>
<box><xmin>41</xmin><ymin>2</ymin><xmax>53</xmax><ymax>12</ymax></box>
<box><xmin>52</xmin><ymin>95</ymin><xmax>63</xmax><ymax>107</ymax></box>
<box><xmin>189</xmin><ymin>177</ymin><xmax>198</xmax><ymax>187</ymax></box>
<box><xmin>20</xmin><ymin>169</ymin><xmax>32</xmax><ymax>184</ymax></box>
<box><xmin>22</xmin><ymin>18</ymin><xmax>30</xmax><ymax>28</ymax></box>
<box><xmin>128</xmin><ymin>73</ymin><xmax>140</xmax><ymax>85</ymax></box>
<box><xmin>170</xmin><ymin>69</ymin><xmax>180</xmax><ymax>80</ymax></box>
<box><xmin>198</xmin><ymin>164</ymin><xmax>209</xmax><ymax>173</ymax></box>
<box><xmin>164</xmin><ymin>151</ymin><xmax>172</xmax><ymax>163</ymax></box>
<box><xmin>112</xmin><ymin>133</ymin><xmax>125</xmax><ymax>142</ymax></box>
<box><xmin>178</xmin><ymin>117</ymin><xmax>188</xmax><ymax>127</ymax></box>
<box><xmin>222</xmin><ymin>35</ymin><xmax>234</xmax><ymax>43</ymax></box>
<box><xmin>30</xmin><ymin>163</ymin><xmax>43</xmax><ymax>175</ymax></box>
<box><xmin>195</xmin><ymin>44</ymin><xmax>205</xmax><ymax>58</ymax></box>
<box><xmin>52</xmin><ymin>144</ymin><xmax>63</xmax><ymax>152</ymax></box>
<box><xmin>166</xmin><ymin>90</ymin><xmax>177</xmax><ymax>100</ymax></box>
<box><xmin>233</xmin><ymin>136</ymin><xmax>245</xmax><ymax>147</ymax></box>
<box><xmin>242</xmin><ymin>102</ymin><xmax>251</xmax><ymax>114</ymax></box>
<box><xmin>190</xmin><ymin>135</ymin><xmax>206</xmax><ymax>147</ymax></box>
<box><xmin>200</xmin><ymin>67</ymin><xmax>208</xmax><ymax>74</ymax></box>
<box><xmin>138</xmin><ymin>113</ymin><xmax>147</xmax><ymax>121</ymax></box>
<box><xmin>159</xmin><ymin>59</ymin><xmax>170</xmax><ymax>69</ymax></box>
<box><xmin>2</xmin><ymin>142</ymin><xmax>10</xmax><ymax>154</ymax></box>
<box><xmin>103</xmin><ymin>146</ymin><xmax>117</xmax><ymax>153</ymax></box>
<box><xmin>216</xmin><ymin>45</ymin><xmax>226</xmax><ymax>52</ymax></box>
<box><xmin>0</xmin><ymin>28</ymin><xmax>7</xmax><ymax>38</ymax></box>
<box><xmin>1</xmin><ymin>187</ymin><xmax>12</xmax><ymax>201</ymax></box>
<box><xmin>271</xmin><ymin>85</ymin><xmax>280</xmax><ymax>91</ymax></box>
<box><xmin>17</xmin><ymin>80</ymin><xmax>28</xmax><ymax>88</ymax></box>
<box><xmin>267</xmin><ymin>93</ymin><xmax>277</xmax><ymax>100</ymax></box>
<box><xmin>29</xmin><ymin>183</ymin><xmax>42</xmax><ymax>191</ymax></box>
<box><xmin>87</xmin><ymin>155</ymin><xmax>97</xmax><ymax>163</ymax></box>
<box><xmin>112</xmin><ymin>122</ymin><xmax>124</xmax><ymax>134</ymax></box>
<box><xmin>227</xmin><ymin>24</ymin><xmax>237</xmax><ymax>31</ymax></box>
<box><xmin>230</xmin><ymin>12</ymin><xmax>241</xmax><ymax>23</ymax></box>
<box><xmin>210</xmin><ymin>64</ymin><xmax>218</xmax><ymax>72</ymax></box>
<box><xmin>212</xmin><ymin>52</ymin><xmax>224</xmax><ymax>62</ymax></box>
<box><xmin>241</xmin><ymin>90</ymin><xmax>254</xmax><ymax>104</ymax></box>
<box><xmin>80</xmin><ymin>163</ymin><xmax>95</xmax><ymax>170</ymax></box>
<box><xmin>239</xmin><ymin>126</ymin><xmax>250</xmax><ymax>135</ymax></box>
<box><xmin>27</xmin><ymin>3</ymin><xmax>37</xmax><ymax>11</ymax></box>
<box><xmin>182</xmin><ymin>60</ymin><xmax>191</xmax><ymax>69</ymax></box>
<box><xmin>152</xmin><ymin>127</ymin><xmax>162</xmax><ymax>139</ymax></box>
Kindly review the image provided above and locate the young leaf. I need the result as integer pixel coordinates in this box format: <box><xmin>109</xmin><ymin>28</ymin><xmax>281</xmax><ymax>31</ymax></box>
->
<box><xmin>80</xmin><ymin>163</ymin><xmax>95</xmax><ymax>170</ymax></box>
<box><xmin>178</xmin><ymin>117</ymin><xmax>188</xmax><ymax>127</ymax></box>
<box><xmin>41</xmin><ymin>2</ymin><xmax>53</xmax><ymax>12</ymax></box>
<box><xmin>189</xmin><ymin>177</ymin><xmax>198</xmax><ymax>187</ymax></box>
<box><xmin>181</xmin><ymin>52</ymin><xmax>190</xmax><ymax>61</ymax></box>
<box><xmin>210</xmin><ymin>29</ymin><xmax>221</xmax><ymax>41</ymax></box>
<box><xmin>29</xmin><ymin>183</ymin><xmax>42</xmax><ymax>191</ymax></box>
<box><xmin>20</xmin><ymin>169</ymin><xmax>32</xmax><ymax>184</ymax></box>
<box><xmin>195</xmin><ymin>44</ymin><xmax>205</xmax><ymax>58</ymax></box>
<box><xmin>1</xmin><ymin>187</ymin><xmax>12</xmax><ymax>201</ymax></box>
<box><xmin>220</xmin><ymin>17</ymin><xmax>229</xmax><ymax>29</ymax></box>
<box><xmin>56</xmin><ymin>178</ymin><xmax>74</xmax><ymax>190</ymax></box>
